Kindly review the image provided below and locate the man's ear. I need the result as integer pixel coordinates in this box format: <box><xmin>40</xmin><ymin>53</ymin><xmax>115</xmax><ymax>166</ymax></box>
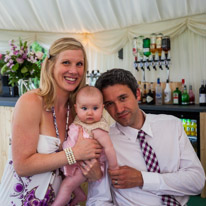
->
<box><xmin>136</xmin><ymin>88</ymin><xmax>141</xmax><ymax>99</ymax></box>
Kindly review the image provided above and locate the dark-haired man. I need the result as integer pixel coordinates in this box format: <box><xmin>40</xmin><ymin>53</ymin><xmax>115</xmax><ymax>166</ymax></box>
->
<box><xmin>86</xmin><ymin>68</ymin><xmax>205</xmax><ymax>206</ymax></box>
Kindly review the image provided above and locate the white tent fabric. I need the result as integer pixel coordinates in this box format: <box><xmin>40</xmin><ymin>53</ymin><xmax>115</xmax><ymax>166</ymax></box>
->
<box><xmin>0</xmin><ymin>0</ymin><xmax>206</xmax><ymax>102</ymax></box>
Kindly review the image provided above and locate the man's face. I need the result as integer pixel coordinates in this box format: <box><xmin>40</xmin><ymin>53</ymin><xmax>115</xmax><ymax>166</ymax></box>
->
<box><xmin>102</xmin><ymin>84</ymin><xmax>141</xmax><ymax>129</ymax></box>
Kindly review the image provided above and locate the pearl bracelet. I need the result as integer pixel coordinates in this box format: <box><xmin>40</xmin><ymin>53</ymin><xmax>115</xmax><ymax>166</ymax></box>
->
<box><xmin>64</xmin><ymin>147</ymin><xmax>76</xmax><ymax>165</ymax></box>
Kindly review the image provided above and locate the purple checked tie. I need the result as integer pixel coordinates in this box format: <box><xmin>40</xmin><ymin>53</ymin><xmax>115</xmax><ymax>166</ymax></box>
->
<box><xmin>138</xmin><ymin>130</ymin><xmax>181</xmax><ymax>206</ymax></box>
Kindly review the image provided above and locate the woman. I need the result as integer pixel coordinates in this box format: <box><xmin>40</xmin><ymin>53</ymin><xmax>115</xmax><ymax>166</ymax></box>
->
<box><xmin>0</xmin><ymin>37</ymin><xmax>102</xmax><ymax>205</ymax></box>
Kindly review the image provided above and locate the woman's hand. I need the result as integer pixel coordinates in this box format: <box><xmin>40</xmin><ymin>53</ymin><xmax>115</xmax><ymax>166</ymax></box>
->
<box><xmin>79</xmin><ymin>159</ymin><xmax>102</xmax><ymax>181</ymax></box>
<box><xmin>72</xmin><ymin>127</ymin><xmax>102</xmax><ymax>161</ymax></box>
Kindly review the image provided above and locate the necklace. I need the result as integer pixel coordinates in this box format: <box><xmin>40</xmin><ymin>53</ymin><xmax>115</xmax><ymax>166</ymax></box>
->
<box><xmin>51</xmin><ymin>104</ymin><xmax>70</xmax><ymax>141</ymax></box>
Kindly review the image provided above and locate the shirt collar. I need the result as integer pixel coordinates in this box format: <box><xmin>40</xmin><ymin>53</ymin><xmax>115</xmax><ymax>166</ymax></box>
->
<box><xmin>116</xmin><ymin>110</ymin><xmax>153</xmax><ymax>142</ymax></box>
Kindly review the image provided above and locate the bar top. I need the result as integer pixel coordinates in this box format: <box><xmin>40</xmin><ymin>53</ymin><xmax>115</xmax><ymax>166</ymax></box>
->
<box><xmin>1</xmin><ymin>97</ymin><xmax>206</xmax><ymax>112</ymax></box>
<box><xmin>139</xmin><ymin>104</ymin><xmax>206</xmax><ymax>112</ymax></box>
<box><xmin>0</xmin><ymin>97</ymin><xmax>18</xmax><ymax>107</ymax></box>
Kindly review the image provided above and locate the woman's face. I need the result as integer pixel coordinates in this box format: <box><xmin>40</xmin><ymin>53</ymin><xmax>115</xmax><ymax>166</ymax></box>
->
<box><xmin>53</xmin><ymin>49</ymin><xmax>85</xmax><ymax>95</ymax></box>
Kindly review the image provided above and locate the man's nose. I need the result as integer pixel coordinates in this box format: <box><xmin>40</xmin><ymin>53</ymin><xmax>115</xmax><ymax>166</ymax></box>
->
<box><xmin>115</xmin><ymin>103</ymin><xmax>124</xmax><ymax>113</ymax></box>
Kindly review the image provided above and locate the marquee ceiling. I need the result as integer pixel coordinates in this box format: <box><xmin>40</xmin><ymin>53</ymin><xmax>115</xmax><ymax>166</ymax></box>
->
<box><xmin>0</xmin><ymin>0</ymin><xmax>206</xmax><ymax>34</ymax></box>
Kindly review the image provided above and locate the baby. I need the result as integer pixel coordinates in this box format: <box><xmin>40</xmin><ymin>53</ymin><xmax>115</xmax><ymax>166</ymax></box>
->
<box><xmin>53</xmin><ymin>86</ymin><xmax>118</xmax><ymax>206</ymax></box>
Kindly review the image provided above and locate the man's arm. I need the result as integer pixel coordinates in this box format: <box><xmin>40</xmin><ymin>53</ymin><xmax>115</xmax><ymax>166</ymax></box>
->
<box><xmin>109</xmin><ymin>121</ymin><xmax>205</xmax><ymax>196</ymax></box>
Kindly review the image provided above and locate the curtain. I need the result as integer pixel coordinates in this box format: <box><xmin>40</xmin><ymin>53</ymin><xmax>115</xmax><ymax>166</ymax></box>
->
<box><xmin>0</xmin><ymin>13</ymin><xmax>206</xmax><ymax>103</ymax></box>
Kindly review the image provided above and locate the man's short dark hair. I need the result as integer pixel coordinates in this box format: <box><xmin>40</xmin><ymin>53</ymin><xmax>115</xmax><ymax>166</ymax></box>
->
<box><xmin>95</xmin><ymin>68</ymin><xmax>138</xmax><ymax>98</ymax></box>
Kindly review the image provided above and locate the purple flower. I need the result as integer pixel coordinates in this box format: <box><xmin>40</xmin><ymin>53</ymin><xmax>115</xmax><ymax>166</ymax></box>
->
<box><xmin>22</xmin><ymin>53</ymin><xmax>27</xmax><ymax>59</ymax></box>
<box><xmin>16</xmin><ymin>58</ymin><xmax>24</xmax><ymax>64</ymax></box>
<box><xmin>10</xmin><ymin>64</ymin><xmax>14</xmax><ymax>69</ymax></box>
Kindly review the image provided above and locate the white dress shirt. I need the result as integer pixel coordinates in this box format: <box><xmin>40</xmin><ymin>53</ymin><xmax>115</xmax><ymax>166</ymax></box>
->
<box><xmin>86</xmin><ymin>113</ymin><xmax>205</xmax><ymax>206</ymax></box>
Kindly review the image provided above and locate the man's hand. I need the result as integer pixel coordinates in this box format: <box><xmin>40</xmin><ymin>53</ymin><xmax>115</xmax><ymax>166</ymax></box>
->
<box><xmin>108</xmin><ymin>165</ymin><xmax>143</xmax><ymax>189</ymax></box>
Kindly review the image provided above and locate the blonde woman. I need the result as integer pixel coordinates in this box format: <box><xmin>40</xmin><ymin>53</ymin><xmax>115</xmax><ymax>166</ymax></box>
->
<box><xmin>0</xmin><ymin>37</ymin><xmax>102</xmax><ymax>205</ymax></box>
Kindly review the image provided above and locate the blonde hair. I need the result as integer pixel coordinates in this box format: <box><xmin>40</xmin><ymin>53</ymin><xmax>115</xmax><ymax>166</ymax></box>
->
<box><xmin>37</xmin><ymin>37</ymin><xmax>87</xmax><ymax>115</ymax></box>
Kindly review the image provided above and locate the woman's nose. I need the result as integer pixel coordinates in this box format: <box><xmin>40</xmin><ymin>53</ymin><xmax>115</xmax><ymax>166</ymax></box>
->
<box><xmin>69</xmin><ymin>64</ymin><xmax>78</xmax><ymax>73</ymax></box>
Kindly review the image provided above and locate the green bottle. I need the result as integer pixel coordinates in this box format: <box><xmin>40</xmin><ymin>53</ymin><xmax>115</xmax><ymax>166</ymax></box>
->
<box><xmin>173</xmin><ymin>87</ymin><xmax>181</xmax><ymax>105</ymax></box>
<box><xmin>181</xmin><ymin>85</ymin><xmax>189</xmax><ymax>105</ymax></box>
<box><xmin>143</xmin><ymin>38</ymin><xmax>151</xmax><ymax>57</ymax></box>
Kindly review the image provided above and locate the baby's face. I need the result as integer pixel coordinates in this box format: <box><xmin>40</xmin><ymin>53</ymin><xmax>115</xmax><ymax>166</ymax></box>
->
<box><xmin>75</xmin><ymin>95</ymin><xmax>104</xmax><ymax>124</ymax></box>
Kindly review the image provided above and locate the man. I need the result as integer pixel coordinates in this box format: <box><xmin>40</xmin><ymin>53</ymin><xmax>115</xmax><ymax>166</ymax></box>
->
<box><xmin>86</xmin><ymin>68</ymin><xmax>205</xmax><ymax>206</ymax></box>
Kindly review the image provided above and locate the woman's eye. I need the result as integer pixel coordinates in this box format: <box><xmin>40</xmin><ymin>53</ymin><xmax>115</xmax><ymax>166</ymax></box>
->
<box><xmin>63</xmin><ymin>61</ymin><xmax>70</xmax><ymax>65</ymax></box>
<box><xmin>77</xmin><ymin>62</ymin><xmax>83</xmax><ymax>67</ymax></box>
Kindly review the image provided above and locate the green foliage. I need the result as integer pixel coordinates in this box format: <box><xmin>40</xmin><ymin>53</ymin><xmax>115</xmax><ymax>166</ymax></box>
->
<box><xmin>0</xmin><ymin>39</ymin><xmax>47</xmax><ymax>86</ymax></box>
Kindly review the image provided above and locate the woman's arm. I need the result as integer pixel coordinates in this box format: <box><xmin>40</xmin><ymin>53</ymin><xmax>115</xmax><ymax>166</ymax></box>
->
<box><xmin>12</xmin><ymin>92</ymin><xmax>102</xmax><ymax>177</ymax></box>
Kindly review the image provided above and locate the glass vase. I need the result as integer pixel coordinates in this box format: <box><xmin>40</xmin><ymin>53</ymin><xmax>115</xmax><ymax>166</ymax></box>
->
<box><xmin>18</xmin><ymin>78</ymin><xmax>39</xmax><ymax>96</ymax></box>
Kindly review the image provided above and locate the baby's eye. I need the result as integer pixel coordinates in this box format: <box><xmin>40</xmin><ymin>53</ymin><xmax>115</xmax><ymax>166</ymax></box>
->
<box><xmin>81</xmin><ymin>107</ymin><xmax>87</xmax><ymax>111</ymax></box>
<box><xmin>93</xmin><ymin>106</ymin><xmax>98</xmax><ymax>111</ymax></box>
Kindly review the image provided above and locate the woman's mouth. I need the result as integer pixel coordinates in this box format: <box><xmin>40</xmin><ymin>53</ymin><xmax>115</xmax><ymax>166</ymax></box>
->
<box><xmin>65</xmin><ymin>76</ymin><xmax>77</xmax><ymax>83</ymax></box>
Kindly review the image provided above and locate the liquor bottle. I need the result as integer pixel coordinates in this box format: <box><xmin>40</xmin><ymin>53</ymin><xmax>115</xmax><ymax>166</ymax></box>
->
<box><xmin>137</xmin><ymin>35</ymin><xmax>144</xmax><ymax>59</ymax></box>
<box><xmin>151</xmin><ymin>82</ymin><xmax>156</xmax><ymax>104</ymax></box>
<box><xmin>132</xmin><ymin>37</ymin><xmax>138</xmax><ymax>56</ymax></box>
<box><xmin>181</xmin><ymin>84</ymin><xmax>189</xmax><ymax>105</ymax></box>
<box><xmin>155</xmin><ymin>78</ymin><xmax>162</xmax><ymax>105</ymax></box>
<box><xmin>181</xmin><ymin>79</ymin><xmax>185</xmax><ymax>94</ymax></box>
<box><xmin>143</xmin><ymin>38</ymin><xmax>151</xmax><ymax>57</ymax></box>
<box><xmin>164</xmin><ymin>79</ymin><xmax>172</xmax><ymax>104</ymax></box>
<box><xmin>162</xmin><ymin>36</ymin><xmax>170</xmax><ymax>59</ymax></box>
<box><xmin>137</xmin><ymin>81</ymin><xmax>142</xmax><ymax>104</ymax></box>
<box><xmin>146</xmin><ymin>83</ymin><xmax>155</xmax><ymax>105</ymax></box>
<box><xmin>141</xmin><ymin>83</ymin><xmax>147</xmax><ymax>104</ymax></box>
<box><xmin>199</xmin><ymin>80</ymin><xmax>206</xmax><ymax>106</ymax></box>
<box><xmin>150</xmin><ymin>33</ymin><xmax>156</xmax><ymax>60</ymax></box>
<box><xmin>188</xmin><ymin>85</ymin><xmax>195</xmax><ymax>105</ymax></box>
<box><xmin>156</xmin><ymin>33</ymin><xmax>163</xmax><ymax>60</ymax></box>
<box><xmin>173</xmin><ymin>87</ymin><xmax>181</xmax><ymax>105</ymax></box>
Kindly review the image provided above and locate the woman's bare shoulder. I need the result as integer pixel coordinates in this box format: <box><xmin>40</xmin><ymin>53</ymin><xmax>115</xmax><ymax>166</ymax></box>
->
<box><xmin>14</xmin><ymin>89</ymin><xmax>44</xmax><ymax>117</ymax></box>
<box><xmin>16</xmin><ymin>89</ymin><xmax>43</xmax><ymax>107</ymax></box>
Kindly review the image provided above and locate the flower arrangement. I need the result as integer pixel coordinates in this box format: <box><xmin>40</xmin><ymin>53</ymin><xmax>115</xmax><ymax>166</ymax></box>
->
<box><xmin>0</xmin><ymin>39</ymin><xmax>45</xmax><ymax>86</ymax></box>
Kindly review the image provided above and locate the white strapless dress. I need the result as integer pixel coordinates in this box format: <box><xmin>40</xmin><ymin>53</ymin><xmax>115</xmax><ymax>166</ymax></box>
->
<box><xmin>0</xmin><ymin>135</ymin><xmax>62</xmax><ymax>206</ymax></box>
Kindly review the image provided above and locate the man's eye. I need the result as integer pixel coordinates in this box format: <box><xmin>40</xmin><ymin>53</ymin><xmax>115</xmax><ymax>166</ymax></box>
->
<box><xmin>120</xmin><ymin>96</ymin><xmax>126</xmax><ymax>101</ymax></box>
<box><xmin>81</xmin><ymin>107</ymin><xmax>87</xmax><ymax>110</ymax></box>
<box><xmin>105</xmin><ymin>102</ymin><xmax>113</xmax><ymax>108</ymax></box>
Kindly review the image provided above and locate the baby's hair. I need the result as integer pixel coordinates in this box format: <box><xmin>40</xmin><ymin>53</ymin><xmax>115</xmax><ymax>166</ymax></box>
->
<box><xmin>76</xmin><ymin>85</ymin><xmax>103</xmax><ymax>103</ymax></box>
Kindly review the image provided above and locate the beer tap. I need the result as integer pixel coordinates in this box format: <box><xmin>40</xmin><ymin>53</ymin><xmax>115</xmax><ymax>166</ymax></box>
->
<box><xmin>150</xmin><ymin>33</ymin><xmax>157</xmax><ymax>70</ymax></box>
<box><xmin>143</xmin><ymin>38</ymin><xmax>151</xmax><ymax>71</ymax></box>
<box><xmin>132</xmin><ymin>37</ymin><xmax>139</xmax><ymax>71</ymax></box>
<box><xmin>134</xmin><ymin>56</ymin><xmax>138</xmax><ymax>71</ymax></box>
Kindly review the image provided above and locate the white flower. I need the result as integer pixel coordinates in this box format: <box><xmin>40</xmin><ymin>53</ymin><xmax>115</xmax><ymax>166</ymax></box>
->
<box><xmin>35</xmin><ymin>51</ymin><xmax>44</xmax><ymax>60</ymax></box>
